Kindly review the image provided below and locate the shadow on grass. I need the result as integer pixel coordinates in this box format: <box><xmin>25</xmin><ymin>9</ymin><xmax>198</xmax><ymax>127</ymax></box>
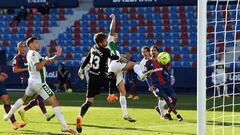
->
<box><xmin>79</xmin><ymin>124</ymin><xmax>196</xmax><ymax>135</ymax></box>
<box><xmin>0</xmin><ymin>129</ymin><xmax>65</xmax><ymax>135</ymax></box>
<box><xmin>207</xmin><ymin>121</ymin><xmax>240</xmax><ymax>127</ymax></box>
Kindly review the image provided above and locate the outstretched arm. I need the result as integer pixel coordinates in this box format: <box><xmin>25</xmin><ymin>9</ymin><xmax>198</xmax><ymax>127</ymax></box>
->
<box><xmin>45</xmin><ymin>46</ymin><xmax>62</xmax><ymax>65</ymax></box>
<box><xmin>109</xmin><ymin>14</ymin><xmax>116</xmax><ymax>36</ymax></box>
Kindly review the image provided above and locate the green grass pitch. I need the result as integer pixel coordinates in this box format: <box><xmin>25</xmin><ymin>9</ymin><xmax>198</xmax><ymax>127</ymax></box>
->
<box><xmin>0</xmin><ymin>92</ymin><xmax>239</xmax><ymax>134</ymax></box>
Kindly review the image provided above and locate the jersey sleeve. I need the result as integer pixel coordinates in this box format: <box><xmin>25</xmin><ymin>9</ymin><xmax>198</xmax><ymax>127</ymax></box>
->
<box><xmin>80</xmin><ymin>50</ymin><xmax>91</xmax><ymax>69</ymax></box>
<box><xmin>12</xmin><ymin>56</ymin><xmax>19</xmax><ymax>67</ymax></box>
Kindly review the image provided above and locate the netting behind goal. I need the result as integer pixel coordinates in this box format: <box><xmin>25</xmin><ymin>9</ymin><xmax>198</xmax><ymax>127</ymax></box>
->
<box><xmin>199</xmin><ymin>0</ymin><xmax>240</xmax><ymax>134</ymax></box>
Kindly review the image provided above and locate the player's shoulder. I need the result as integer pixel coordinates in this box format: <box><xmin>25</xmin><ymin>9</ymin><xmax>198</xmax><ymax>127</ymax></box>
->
<box><xmin>13</xmin><ymin>54</ymin><xmax>20</xmax><ymax>60</ymax></box>
<box><xmin>145</xmin><ymin>59</ymin><xmax>152</xmax><ymax>65</ymax></box>
<box><xmin>28</xmin><ymin>50</ymin><xmax>40</xmax><ymax>56</ymax></box>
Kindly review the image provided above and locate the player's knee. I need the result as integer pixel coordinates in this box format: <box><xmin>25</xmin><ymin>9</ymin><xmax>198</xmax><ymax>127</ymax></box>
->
<box><xmin>86</xmin><ymin>98</ymin><xmax>94</xmax><ymax>104</ymax></box>
<box><xmin>47</xmin><ymin>96</ymin><xmax>59</xmax><ymax>107</ymax></box>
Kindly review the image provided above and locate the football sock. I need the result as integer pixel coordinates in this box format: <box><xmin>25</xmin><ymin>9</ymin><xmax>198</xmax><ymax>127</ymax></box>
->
<box><xmin>53</xmin><ymin>106</ymin><xmax>68</xmax><ymax>129</ymax></box>
<box><xmin>119</xmin><ymin>96</ymin><xmax>128</xmax><ymax>117</ymax></box>
<box><xmin>158</xmin><ymin>100</ymin><xmax>166</xmax><ymax>116</ymax></box>
<box><xmin>24</xmin><ymin>99</ymin><xmax>37</xmax><ymax>111</ymax></box>
<box><xmin>37</xmin><ymin>96</ymin><xmax>47</xmax><ymax>114</ymax></box>
<box><xmin>80</xmin><ymin>101</ymin><xmax>92</xmax><ymax>117</ymax></box>
<box><xmin>7</xmin><ymin>98</ymin><xmax>24</xmax><ymax>118</ymax></box>
<box><xmin>166</xmin><ymin>99</ymin><xmax>178</xmax><ymax>115</ymax></box>
<box><xmin>133</xmin><ymin>64</ymin><xmax>143</xmax><ymax>78</ymax></box>
<box><xmin>4</xmin><ymin>104</ymin><xmax>16</xmax><ymax>124</ymax></box>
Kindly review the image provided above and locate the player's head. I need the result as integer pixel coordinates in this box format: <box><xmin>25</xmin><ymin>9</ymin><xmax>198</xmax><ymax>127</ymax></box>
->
<box><xmin>26</xmin><ymin>37</ymin><xmax>40</xmax><ymax>51</ymax></box>
<box><xmin>150</xmin><ymin>45</ymin><xmax>159</xmax><ymax>58</ymax></box>
<box><xmin>113</xmin><ymin>33</ymin><xmax>118</xmax><ymax>43</ymax></box>
<box><xmin>94</xmin><ymin>32</ymin><xmax>108</xmax><ymax>47</ymax></box>
<box><xmin>141</xmin><ymin>46</ymin><xmax>150</xmax><ymax>59</ymax></box>
<box><xmin>16</xmin><ymin>41</ymin><xmax>26</xmax><ymax>55</ymax></box>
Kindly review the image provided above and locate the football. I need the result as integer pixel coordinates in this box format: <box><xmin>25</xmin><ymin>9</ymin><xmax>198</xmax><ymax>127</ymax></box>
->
<box><xmin>157</xmin><ymin>52</ymin><xmax>171</xmax><ymax>65</ymax></box>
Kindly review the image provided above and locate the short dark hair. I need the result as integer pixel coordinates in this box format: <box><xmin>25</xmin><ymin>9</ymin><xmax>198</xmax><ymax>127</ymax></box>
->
<box><xmin>141</xmin><ymin>46</ymin><xmax>150</xmax><ymax>52</ymax></box>
<box><xmin>26</xmin><ymin>37</ymin><xmax>38</xmax><ymax>47</ymax></box>
<box><xmin>150</xmin><ymin>45</ymin><xmax>159</xmax><ymax>52</ymax></box>
<box><xmin>94</xmin><ymin>32</ymin><xmax>107</xmax><ymax>45</ymax></box>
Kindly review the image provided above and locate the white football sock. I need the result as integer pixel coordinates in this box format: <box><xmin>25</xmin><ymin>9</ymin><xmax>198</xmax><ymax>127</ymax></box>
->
<box><xmin>7</xmin><ymin>98</ymin><xmax>24</xmax><ymax>118</ymax></box>
<box><xmin>44</xmin><ymin>113</ymin><xmax>48</xmax><ymax>118</ymax></box>
<box><xmin>224</xmin><ymin>84</ymin><xmax>228</xmax><ymax>95</ymax></box>
<box><xmin>133</xmin><ymin>64</ymin><xmax>143</xmax><ymax>77</ymax></box>
<box><xmin>53</xmin><ymin>106</ymin><xmax>68</xmax><ymax>129</ymax></box>
<box><xmin>158</xmin><ymin>100</ymin><xmax>166</xmax><ymax>116</ymax></box>
<box><xmin>119</xmin><ymin>96</ymin><xmax>128</xmax><ymax>117</ymax></box>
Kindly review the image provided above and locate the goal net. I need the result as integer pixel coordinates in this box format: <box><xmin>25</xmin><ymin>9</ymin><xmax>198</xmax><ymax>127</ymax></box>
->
<box><xmin>198</xmin><ymin>0</ymin><xmax>240</xmax><ymax>134</ymax></box>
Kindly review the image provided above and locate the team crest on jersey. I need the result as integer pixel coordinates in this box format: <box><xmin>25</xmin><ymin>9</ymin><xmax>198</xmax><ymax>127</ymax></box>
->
<box><xmin>32</xmin><ymin>52</ymin><xmax>35</xmax><ymax>56</ymax></box>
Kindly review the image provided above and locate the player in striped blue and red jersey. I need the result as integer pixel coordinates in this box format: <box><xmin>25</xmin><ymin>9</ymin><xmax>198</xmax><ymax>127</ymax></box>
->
<box><xmin>12</xmin><ymin>41</ymin><xmax>55</xmax><ymax>122</ymax></box>
<box><xmin>145</xmin><ymin>45</ymin><xmax>183</xmax><ymax>121</ymax></box>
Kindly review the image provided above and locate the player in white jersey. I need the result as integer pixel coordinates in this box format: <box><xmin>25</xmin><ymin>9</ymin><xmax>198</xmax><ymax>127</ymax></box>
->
<box><xmin>211</xmin><ymin>53</ymin><xmax>229</xmax><ymax>97</ymax></box>
<box><xmin>3</xmin><ymin>37</ymin><xmax>76</xmax><ymax>134</ymax></box>
<box><xmin>107</xmin><ymin>14</ymin><xmax>147</xmax><ymax>121</ymax></box>
<box><xmin>140</xmin><ymin>46</ymin><xmax>151</xmax><ymax>72</ymax></box>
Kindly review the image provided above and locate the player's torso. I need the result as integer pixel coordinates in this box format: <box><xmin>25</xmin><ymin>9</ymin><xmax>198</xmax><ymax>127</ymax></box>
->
<box><xmin>27</xmin><ymin>50</ymin><xmax>47</xmax><ymax>83</ymax></box>
<box><xmin>13</xmin><ymin>54</ymin><xmax>29</xmax><ymax>78</ymax></box>
<box><xmin>147</xmin><ymin>60</ymin><xmax>167</xmax><ymax>86</ymax></box>
<box><xmin>89</xmin><ymin>45</ymin><xmax>109</xmax><ymax>76</ymax></box>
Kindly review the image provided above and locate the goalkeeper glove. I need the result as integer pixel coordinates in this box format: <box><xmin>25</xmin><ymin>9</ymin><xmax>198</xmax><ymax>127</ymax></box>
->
<box><xmin>78</xmin><ymin>68</ymin><xmax>84</xmax><ymax>80</ymax></box>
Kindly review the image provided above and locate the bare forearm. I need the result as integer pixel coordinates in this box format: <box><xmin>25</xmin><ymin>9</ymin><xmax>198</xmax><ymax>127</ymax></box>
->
<box><xmin>13</xmin><ymin>67</ymin><xmax>28</xmax><ymax>73</ymax></box>
<box><xmin>109</xmin><ymin>16</ymin><xmax>116</xmax><ymax>35</ymax></box>
<box><xmin>46</xmin><ymin>55</ymin><xmax>59</xmax><ymax>65</ymax></box>
<box><xmin>36</xmin><ymin>60</ymin><xmax>47</xmax><ymax>71</ymax></box>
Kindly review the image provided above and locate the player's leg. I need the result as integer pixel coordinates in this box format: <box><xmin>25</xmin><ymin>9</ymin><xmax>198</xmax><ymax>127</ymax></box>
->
<box><xmin>116</xmin><ymin>72</ymin><xmax>136</xmax><ymax>122</ymax></box>
<box><xmin>107</xmin><ymin>75</ymin><xmax>118</xmax><ymax>102</ymax></box>
<box><xmin>122</xmin><ymin>61</ymin><xmax>145</xmax><ymax>80</ymax></box>
<box><xmin>36</xmin><ymin>95</ymin><xmax>55</xmax><ymax>121</ymax></box>
<box><xmin>3</xmin><ymin>84</ymin><xmax>33</xmax><ymax>122</ymax></box>
<box><xmin>155</xmin><ymin>98</ymin><xmax>166</xmax><ymax>119</ymax></box>
<box><xmin>39</xmin><ymin>83</ymin><xmax>76</xmax><ymax>134</ymax></box>
<box><xmin>1</xmin><ymin>94</ymin><xmax>27</xmax><ymax>130</ymax></box>
<box><xmin>76</xmin><ymin>75</ymin><xmax>100</xmax><ymax>133</ymax></box>
<box><xmin>165</xmin><ymin>86</ymin><xmax>183</xmax><ymax>121</ymax></box>
<box><xmin>109</xmin><ymin>60</ymin><xmax>145</xmax><ymax>81</ymax></box>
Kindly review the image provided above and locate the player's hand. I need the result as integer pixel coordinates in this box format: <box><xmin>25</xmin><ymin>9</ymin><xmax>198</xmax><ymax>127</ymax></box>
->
<box><xmin>78</xmin><ymin>68</ymin><xmax>84</xmax><ymax>80</ymax></box>
<box><xmin>55</xmin><ymin>46</ymin><xmax>62</xmax><ymax>57</ymax></box>
<box><xmin>109</xmin><ymin>14</ymin><xmax>115</xmax><ymax>19</ymax></box>
<box><xmin>149</xmin><ymin>86</ymin><xmax>155</xmax><ymax>92</ymax></box>
<box><xmin>171</xmin><ymin>76</ymin><xmax>175</xmax><ymax>85</ymax></box>
<box><xmin>45</xmin><ymin>46</ymin><xmax>50</xmax><ymax>58</ymax></box>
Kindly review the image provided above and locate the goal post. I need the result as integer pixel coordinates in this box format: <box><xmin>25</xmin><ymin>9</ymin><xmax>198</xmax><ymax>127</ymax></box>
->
<box><xmin>197</xmin><ymin>0</ymin><xmax>207</xmax><ymax>135</ymax></box>
<box><xmin>198</xmin><ymin>0</ymin><xmax>240</xmax><ymax>134</ymax></box>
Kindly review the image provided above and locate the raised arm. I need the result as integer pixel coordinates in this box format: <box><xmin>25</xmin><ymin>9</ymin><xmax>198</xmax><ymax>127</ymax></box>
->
<box><xmin>45</xmin><ymin>46</ymin><xmax>62</xmax><ymax>65</ymax></box>
<box><xmin>109</xmin><ymin>14</ymin><xmax>116</xmax><ymax>36</ymax></box>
